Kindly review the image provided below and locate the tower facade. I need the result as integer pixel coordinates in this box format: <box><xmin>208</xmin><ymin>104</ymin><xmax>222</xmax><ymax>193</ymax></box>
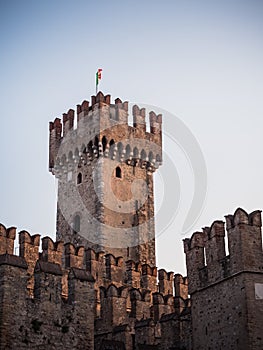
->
<box><xmin>49</xmin><ymin>92</ymin><xmax>162</xmax><ymax>266</ymax></box>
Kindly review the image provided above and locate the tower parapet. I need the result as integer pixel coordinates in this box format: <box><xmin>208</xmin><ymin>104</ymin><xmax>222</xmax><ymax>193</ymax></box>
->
<box><xmin>225</xmin><ymin>208</ymin><xmax>263</xmax><ymax>274</ymax></box>
<box><xmin>184</xmin><ymin>208</ymin><xmax>263</xmax><ymax>294</ymax></box>
<box><xmin>49</xmin><ymin>91</ymin><xmax>162</xmax><ymax>176</ymax></box>
<box><xmin>203</xmin><ymin>220</ymin><xmax>226</xmax><ymax>283</ymax></box>
<box><xmin>149</xmin><ymin>110</ymin><xmax>162</xmax><ymax>136</ymax></box>
<box><xmin>185</xmin><ymin>208</ymin><xmax>263</xmax><ymax>350</ymax></box>
<box><xmin>183</xmin><ymin>232</ymin><xmax>205</xmax><ymax>293</ymax></box>
<box><xmin>133</xmin><ymin>105</ymin><xmax>146</xmax><ymax>133</ymax></box>
<box><xmin>49</xmin><ymin>118</ymin><xmax>62</xmax><ymax>170</ymax></box>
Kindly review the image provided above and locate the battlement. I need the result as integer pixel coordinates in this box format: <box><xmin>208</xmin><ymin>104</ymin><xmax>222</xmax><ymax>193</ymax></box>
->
<box><xmin>64</xmin><ymin>242</ymin><xmax>85</xmax><ymax>269</ymax></box>
<box><xmin>98</xmin><ymin>281</ymin><xmax>186</xmax><ymax>325</ymax></box>
<box><xmin>174</xmin><ymin>274</ymin><xmax>188</xmax><ymax>299</ymax></box>
<box><xmin>0</xmin><ymin>224</ymin><xmax>16</xmax><ymax>255</ymax></box>
<box><xmin>149</xmin><ymin>110</ymin><xmax>162</xmax><ymax>135</ymax></box>
<box><xmin>158</xmin><ymin>269</ymin><xmax>174</xmax><ymax>295</ymax></box>
<box><xmin>49</xmin><ymin>91</ymin><xmax>162</xmax><ymax>177</ymax></box>
<box><xmin>225</xmin><ymin>207</ymin><xmax>262</xmax><ymax>228</ymax></box>
<box><xmin>0</xmin><ymin>222</ymin><xmax>188</xmax><ymax>301</ymax></box>
<box><xmin>184</xmin><ymin>208</ymin><xmax>263</xmax><ymax>294</ymax></box>
<box><xmin>0</xmin><ymin>223</ymin><xmax>190</xmax><ymax>350</ymax></box>
<box><xmin>41</xmin><ymin>236</ymin><xmax>64</xmax><ymax>265</ymax></box>
<box><xmin>133</xmin><ymin>105</ymin><xmax>146</xmax><ymax>132</ymax></box>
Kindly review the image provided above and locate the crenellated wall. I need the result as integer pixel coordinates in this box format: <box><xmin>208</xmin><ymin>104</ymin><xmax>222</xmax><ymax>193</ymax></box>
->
<box><xmin>184</xmin><ymin>208</ymin><xmax>263</xmax><ymax>294</ymax></box>
<box><xmin>0</xmin><ymin>224</ymin><xmax>95</xmax><ymax>350</ymax></box>
<box><xmin>0</xmin><ymin>222</ymin><xmax>190</xmax><ymax>350</ymax></box>
<box><xmin>184</xmin><ymin>208</ymin><xmax>263</xmax><ymax>350</ymax></box>
<box><xmin>225</xmin><ymin>208</ymin><xmax>263</xmax><ymax>274</ymax></box>
<box><xmin>1</xmin><ymin>207</ymin><xmax>262</xmax><ymax>349</ymax></box>
<box><xmin>49</xmin><ymin>91</ymin><xmax>162</xmax><ymax>177</ymax></box>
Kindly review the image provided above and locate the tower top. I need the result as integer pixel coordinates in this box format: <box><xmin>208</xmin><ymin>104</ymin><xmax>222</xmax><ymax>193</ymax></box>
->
<box><xmin>49</xmin><ymin>91</ymin><xmax>162</xmax><ymax>175</ymax></box>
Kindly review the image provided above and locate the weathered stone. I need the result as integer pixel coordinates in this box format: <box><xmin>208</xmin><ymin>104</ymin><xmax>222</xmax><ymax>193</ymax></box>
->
<box><xmin>1</xmin><ymin>92</ymin><xmax>262</xmax><ymax>350</ymax></box>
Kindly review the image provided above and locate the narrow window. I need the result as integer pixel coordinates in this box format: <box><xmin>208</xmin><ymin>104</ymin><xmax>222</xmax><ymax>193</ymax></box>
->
<box><xmin>116</xmin><ymin>166</ymin><xmax>122</xmax><ymax>178</ymax></box>
<box><xmin>77</xmin><ymin>173</ymin><xmax>82</xmax><ymax>184</ymax></box>
<box><xmin>141</xmin><ymin>149</ymin><xmax>146</xmax><ymax>160</ymax></box>
<box><xmin>133</xmin><ymin>147</ymin><xmax>139</xmax><ymax>159</ymax></box>
<box><xmin>125</xmin><ymin>144</ymin><xmax>131</xmax><ymax>160</ymax></box>
<box><xmin>73</xmin><ymin>215</ymin><xmax>80</xmax><ymax>233</ymax></box>
<box><xmin>109</xmin><ymin>139</ymin><xmax>115</xmax><ymax>158</ymax></box>
<box><xmin>117</xmin><ymin>142</ymin><xmax>123</xmax><ymax>161</ymax></box>
<box><xmin>102</xmin><ymin>136</ymin><xmax>107</xmax><ymax>152</ymax></box>
<box><xmin>149</xmin><ymin>151</ymin><xmax>154</xmax><ymax>163</ymax></box>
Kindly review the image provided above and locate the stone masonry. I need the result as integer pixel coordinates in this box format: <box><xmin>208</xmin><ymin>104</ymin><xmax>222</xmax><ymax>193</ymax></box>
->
<box><xmin>49</xmin><ymin>92</ymin><xmax>162</xmax><ymax>266</ymax></box>
<box><xmin>0</xmin><ymin>92</ymin><xmax>262</xmax><ymax>349</ymax></box>
<box><xmin>0</xmin><ymin>223</ymin><xmax>191</xmax><ymax>350</ymax></box>
<box><xmin>184</xmin><ymin>208</ymin><xmax>263</xmax><ymax>350</ymax></box>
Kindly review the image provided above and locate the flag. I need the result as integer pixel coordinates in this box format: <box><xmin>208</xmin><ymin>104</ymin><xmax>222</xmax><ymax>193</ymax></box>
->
<box><xmin>96</xmin><ymin>68</ymin><xmax>102</xmax><ymax>86</ymax></box>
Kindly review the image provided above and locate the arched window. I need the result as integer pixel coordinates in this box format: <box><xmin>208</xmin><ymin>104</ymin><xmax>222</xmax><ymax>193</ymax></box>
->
<box><xmin>109</xmin><ymin>139</ymin><xmax>115</xmax><ymax>158</ymax></box>
<box><xmin>77</xmin><ymin>173</ymin><xmax>82</xmax><ymax>184</ymax></box>
<box><xmin>94</xmin><ymin>136</ymin><xmax>99</xmax><ymax>148</ymax></box>
<box><xmin>73</xmin><ymin>215</ymin><xmax>80</xmax><ymax>233</ymax></box>
<box><xmin>102</xmin><ymin>136</ymin><xmax>107</xmax><ymax>152</ymax></box>
<box><xmin>133</xmin><ymin>147</ymin><xmax>139</xmax><ymax>159</ymax></box>
<box><xmin>125</xmin><ymin>144</ymin><xmax>131</xmax><ymax>160</ymax></box>
<box><xmin>156</xmin><ymin>154</ymin><xmax>162</xmax><ymax>165</ymax></box>
<box><xmin>68</xmin><ymin>151</ymin><xmax>73</xmax><ymax>162</ymax></box>
<box><xmin>149</xmin><ymin>151</ymin><xmax>154</xmax><ymax>163</ymax></box>
<box><xmin>116</xmin><ymin>166</ymin><xmax>122</xmax><ymax>178</ymax></box>
<box><xmin>88</xmin><ymin>141</ymin><xmax>93</xmax><ymax>159</ymax></box>
<box><xmin>141</xmin><ymin>149</ymin><xmax>146</xmax><ymax>160</ymax></box>
<box><xmin>117</xmin><ymin>142</ymin><xmax>123</xmax><ymax>161</ymax></box>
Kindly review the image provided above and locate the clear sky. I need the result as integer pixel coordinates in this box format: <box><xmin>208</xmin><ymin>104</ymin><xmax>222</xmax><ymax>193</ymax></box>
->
<box><xmin>1</xmin><ymin>0</ymin><xmax>263</xmax><ymax>274</ymax></box>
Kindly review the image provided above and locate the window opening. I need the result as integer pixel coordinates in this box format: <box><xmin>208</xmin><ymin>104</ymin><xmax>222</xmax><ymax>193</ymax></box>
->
<box><xmin>77</xmin><ymin>173</ymin><xmax>82</xmax><ymax>184</ymax></box>
<box><xmin>73</xmin><ymin>215</ymin><xmax>80</xmax><ymax>233</ymax></box>
<box><xmin>116</xmin><ymin>166</ymin><xmax>122</xmax><ymax>178</ymax></box>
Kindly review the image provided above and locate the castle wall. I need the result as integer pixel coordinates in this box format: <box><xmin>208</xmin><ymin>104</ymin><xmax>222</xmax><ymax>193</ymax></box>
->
<box><xmin>0</xmin><ymin>221</ymin><xmax>190</xmax><ymax>350</ymax></box>
<box><xmin>184</xmin><ymin>208</ymin><xmax>263</xmax><ymax>350</ymax></box>
<box><xmin>190</xmin><ymin>271</ymin><xmax>263</xmax><ymax>350</ymax></box>
<box><xmin>0</xmin><ymin>226</ymin><xmax>95</xmax><ymax>350</ymax></box>
<box><xmin>191</xmin><ymin>273</ymin><xmax>251</xmax><ymax>350</ymax></box>
<box><xmin>3</xmin><ymin>206</ymin><xmax>262</xmax><ymax>350</ymax></box>
<box><xmin>0</xmin><ymin>257</ymin><xmax>28</xmax><ymax>350</ymax></box>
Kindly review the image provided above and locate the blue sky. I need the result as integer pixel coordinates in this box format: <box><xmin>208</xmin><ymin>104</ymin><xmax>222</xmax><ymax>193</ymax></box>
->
<box><xmin>1</xmin><ymin>0</ymin><xmax>263</xmax><ymax>273</ymax></box>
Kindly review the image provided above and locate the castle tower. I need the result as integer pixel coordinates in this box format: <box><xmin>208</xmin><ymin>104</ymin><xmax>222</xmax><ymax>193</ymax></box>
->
<box><xmin>49</xmin><ymin>92</ymin><xmax>162</xmax><ymax>266</ymax></box>
<box><xmin>184</xmin><ymin>208</ymin><xmax>263</xmax><ymax>350</ymax></box>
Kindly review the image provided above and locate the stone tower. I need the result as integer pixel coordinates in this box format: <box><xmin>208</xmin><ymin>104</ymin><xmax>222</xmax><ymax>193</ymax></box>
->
<box><xmin>49</xmin><ymin>92</ymin><xmax>162</xmax><ymax>266</ymax></box>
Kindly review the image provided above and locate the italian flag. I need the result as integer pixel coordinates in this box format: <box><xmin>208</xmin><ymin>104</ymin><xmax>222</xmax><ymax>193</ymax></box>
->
<box><xmin>96</xmin><ymin>68</ymin><xmax>102</xmax><ymax>85</ymax></box>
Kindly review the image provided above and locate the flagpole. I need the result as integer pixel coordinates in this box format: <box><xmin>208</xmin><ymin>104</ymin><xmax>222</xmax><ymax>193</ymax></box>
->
<box><xmin>95</xmin><ymin>71</ymin><xmax>98</xmax><ymax>95</ymax></box>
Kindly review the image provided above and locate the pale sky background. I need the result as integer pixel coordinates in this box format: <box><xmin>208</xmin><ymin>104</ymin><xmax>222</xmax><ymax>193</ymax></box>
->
<box><xmin>1</xmin><ymin>0</ymin><xmax>263</xmax><ymax>274</ymax></box>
